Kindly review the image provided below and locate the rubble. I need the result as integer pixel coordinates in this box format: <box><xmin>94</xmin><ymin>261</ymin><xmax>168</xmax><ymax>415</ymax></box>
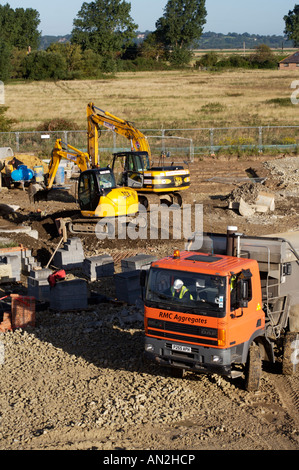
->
<box><xmin>227</xmin><ymin>182</ymin><xmax>275</xmax><ymax>216</ymax></box>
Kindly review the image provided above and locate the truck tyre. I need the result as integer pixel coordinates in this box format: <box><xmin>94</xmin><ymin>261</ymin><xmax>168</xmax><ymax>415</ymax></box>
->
<box><xmin>244</xmin><ymin>343</ymin><xmax>262</xmax><ymax>392</ymax></box>
<box><xmin>282</xmin><ymin>332</ymin><xmax>299</xmax><ymax>376</ymax></box>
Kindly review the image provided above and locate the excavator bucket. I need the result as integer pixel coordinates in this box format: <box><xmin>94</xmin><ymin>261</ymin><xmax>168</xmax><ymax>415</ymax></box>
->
<box><xmin>28</xmin><ymin>182</ymin><xmax>48</xmax><ymax>204</ymax></box>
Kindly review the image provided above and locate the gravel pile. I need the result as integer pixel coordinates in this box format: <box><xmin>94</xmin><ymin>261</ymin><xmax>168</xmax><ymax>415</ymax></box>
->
<box><xmin>264</xmin><ymin>156</ymin><xmax>299</xmax><ymax>193</ymax></box>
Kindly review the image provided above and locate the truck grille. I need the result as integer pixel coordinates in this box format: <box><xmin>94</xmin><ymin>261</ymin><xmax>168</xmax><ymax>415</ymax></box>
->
<box><xmin>147</xmin><ymin>318</ymin><xmax>218</xmax><ymax>346</ymax></box>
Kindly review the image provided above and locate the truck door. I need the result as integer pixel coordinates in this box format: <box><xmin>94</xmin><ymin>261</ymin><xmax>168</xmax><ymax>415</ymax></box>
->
<box><xmin>229</xmin><ymin>270</ymin><xmax>259</xmax><ymax>347</ymax></box>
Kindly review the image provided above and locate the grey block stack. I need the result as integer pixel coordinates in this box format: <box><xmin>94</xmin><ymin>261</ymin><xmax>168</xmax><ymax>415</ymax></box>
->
<box><xmin>0</xmin><ymin>254</ymin><xmax>21</xmax><ymax>282</ymax></box>
<box><xmin>27</xmin><ymin>268</ymin><xmax>52</xmax><ymax>302</ymax></box>
<box><xmin>0</xmin><ymin>246</ymin><xmax>41</xmax><ymax>283</ymax></box>
<box><xmin>21</xmin><ymin>249</ymin><xmax>41</xmax><ymax>275</ymax></box>
<box><xmin>115</xmin><ymin>254</ymin><xmax>157</xmax><ymax>304</ymax></box>
<box><xmin>50</xmin><ymin>278</ymin><xmax>88</xmax><ymax>311</ymax></box>
<box><xmin>83</xmin><ymin>254</ymin><xmax>114</xmax><ymax>281</ymax></box>
<box><xmin>121</xmin><ymin>254</ymin><xmax>157</xmax><ymax>272</ymax></box>
<box><xmin>114</xmin><ymin>270</ymin><xmax>142</xmax><ymax>305</ymax></box>
<box><xmin>52</xmin><ymin>237</ymin><xmax>85</xmax><ymax>269</ymax></box>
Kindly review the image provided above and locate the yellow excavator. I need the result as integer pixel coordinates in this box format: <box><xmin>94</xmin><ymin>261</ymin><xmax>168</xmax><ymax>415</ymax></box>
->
<box><xmin>87</xmin><ymin>102</ymin><xmax>191</xmax><ymax>209</ymax></box>
<box><xmin>29</xmin><ymin>138</ymin><xmax>139</xmax><ymax>234</ymax></box>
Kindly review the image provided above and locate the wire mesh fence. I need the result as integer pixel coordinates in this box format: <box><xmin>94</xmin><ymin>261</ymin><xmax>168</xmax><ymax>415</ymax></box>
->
<box><xmin>0</xmin><ymin>125</ymin><xmax>298</xmax><ymax>164</ymax></box>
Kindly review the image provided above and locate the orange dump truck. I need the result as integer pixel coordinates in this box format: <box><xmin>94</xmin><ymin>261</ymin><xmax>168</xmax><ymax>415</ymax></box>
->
<box><xmin>142</xmin><ymin>227</ymin><xmax>299</xmax><ymax>391</ymax></box>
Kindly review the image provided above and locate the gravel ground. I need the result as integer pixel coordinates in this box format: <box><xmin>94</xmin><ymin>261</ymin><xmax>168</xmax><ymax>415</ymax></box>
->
<box><xmin>1</xmin><ymin>303</ymin><xmax>298</xmax><ymax>451</ymax></box>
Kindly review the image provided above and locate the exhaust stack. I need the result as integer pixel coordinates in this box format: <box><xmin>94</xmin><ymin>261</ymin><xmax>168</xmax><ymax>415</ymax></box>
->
<box><xmin>226</xmin><ymin>226</ymin><xmax>238</xmax><ymax>257</ymax></box>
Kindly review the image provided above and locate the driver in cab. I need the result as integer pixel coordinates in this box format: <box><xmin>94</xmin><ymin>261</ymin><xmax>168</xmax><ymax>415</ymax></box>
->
<box><xmin>171</xmin><ymin>279</ymin><xmax>193</xmax><ymax>301</ymax></box>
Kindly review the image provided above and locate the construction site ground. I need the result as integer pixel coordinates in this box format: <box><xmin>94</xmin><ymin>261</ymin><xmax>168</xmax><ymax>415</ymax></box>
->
<box><xmin>0</xmin><ymin>153</ymin><xmax>298</xmax><ymax>451</ymax></box>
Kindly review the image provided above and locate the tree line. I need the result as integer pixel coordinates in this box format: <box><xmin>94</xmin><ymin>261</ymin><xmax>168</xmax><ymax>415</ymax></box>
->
<box><xmin>0</xmin><ymin>1</ymin><xmax>299</xmax><ymax>81</ymax></box>
<box><xmin>196</xmin><ymin>45</ymin><xmax>287</xmax><ymax>70</ymax></box>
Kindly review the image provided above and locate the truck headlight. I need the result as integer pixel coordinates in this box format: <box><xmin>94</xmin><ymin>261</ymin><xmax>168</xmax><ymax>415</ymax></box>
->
<box><xmin>212</xmin><ymin>355</ymin><xmax>223</xmax><ymax>364</ymax></box>
<box><xmin>145</xmin><ymin>343</ymin><xmax>154</xmax><ymax>353</ymax></box>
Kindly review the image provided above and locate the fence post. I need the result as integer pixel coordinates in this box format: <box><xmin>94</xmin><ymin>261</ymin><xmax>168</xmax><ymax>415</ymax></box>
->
<box><xmin>161</xmin><ymin>128</ymin><xmax>165</xmax><ymax>154</ymax></box>
<box><xmin>15</xmin><ymin>132</ymin><xmax>20</xmax><ymax>152</ymax></box>
<box><xmin>258</xmin><ymin>127</ymin><xmax>263</xmax><ymax>153</ymax></box>
<box><xmin>210</xmin><ymin>128</ymin><xmax>214</xmax><ymax>155</ymax></box>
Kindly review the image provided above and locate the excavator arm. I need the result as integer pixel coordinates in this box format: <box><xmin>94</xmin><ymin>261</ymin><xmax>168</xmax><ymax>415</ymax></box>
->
<box><xmin>87</xmin><ymin>102</ymin><xmax>151</xmax><ymax>167</ymax></box>
<box><xmin>46</xmin><ymin>139</ymin><xmax>90</xmax><ymax>190</ymax></box>
<box><xmin>28</xmin><ymin>139</ymin><xmax>90</xmax><ymax>202</ymax></box>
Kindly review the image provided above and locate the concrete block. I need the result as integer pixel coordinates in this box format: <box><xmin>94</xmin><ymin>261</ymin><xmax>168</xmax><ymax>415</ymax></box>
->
<box><xmin>50</xmin><ymin>278</ymin><xmax>88</xmax><ymax>311</ymax></box>
<box><xmin>114</xmin><ymin>270</ymin><xmax>142</xmax><ymax>305</ymax></box>
<box><xmin>0</xmin><ymin>254</ymin><xmax>21</xmax><ymax>282</ymax></box>
<box><xmin>121</xmin><ymin>254</ymin><xmax>157</xmax><ymax>272</ymax></box>
<box><xmin>52</xmin><ymin>237</ymin><xmax>85</xmax><ymax>269</ymax></box>
<box><xmin>29</xmin><ymin>268</ymin><xmax>52</xmax><ymax>280</ymax></box>
<box><xmin>27</xmin><ymin>283</ymin><xmax>51</xmax><ymax>302</ymax></box>
<box><xmin>83</xmin><ymin>254</ymin><xmax>114</xmax><ymax>280</ymax></box>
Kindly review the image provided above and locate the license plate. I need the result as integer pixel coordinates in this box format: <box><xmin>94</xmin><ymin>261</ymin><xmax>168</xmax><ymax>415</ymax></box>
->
<box><xmin>172</xmin><ymin>344</ymin><xmax>192</xmax><ymax>353</ymax></box>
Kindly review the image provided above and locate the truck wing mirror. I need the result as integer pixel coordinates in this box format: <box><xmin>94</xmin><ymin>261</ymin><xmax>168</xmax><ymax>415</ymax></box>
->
<box><xmin>237</xmin><ymin>279</ymin><xmax>249</xmax><ymax>309</ymax></box>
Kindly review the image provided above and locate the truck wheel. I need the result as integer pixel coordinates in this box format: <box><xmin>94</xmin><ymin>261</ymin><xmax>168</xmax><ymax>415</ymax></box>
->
<box><xmin>244</xmin><ymin>343</ymin><xmax>262</xmax><ymax>392</ymax></box>
<box><xmin>282</xmin><ymin>332</ymin><xmax>299</xmax><ymax>376</ymax></box>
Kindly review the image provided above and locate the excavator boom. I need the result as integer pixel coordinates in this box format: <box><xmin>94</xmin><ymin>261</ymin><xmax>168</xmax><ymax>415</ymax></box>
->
<box><xmin>46</xmin><ymin>139</ymin><xmax>90</xmax><ymax>190</ymax></box>
<box><xmin>87</xmin><ymin>102</ymin><xmax>151</xmax><ymax>167</ymax></box>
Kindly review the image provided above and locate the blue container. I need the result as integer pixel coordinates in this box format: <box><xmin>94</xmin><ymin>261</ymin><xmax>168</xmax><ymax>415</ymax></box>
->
<box><xmin>54</xmin><ymin>166</ymin><xmax>65</xmax><ymax>185</ymax></box>
<box><xmin>11</xmin><ymin>165</ymin><xmax>34</xmax><ymax>182</ymax></box>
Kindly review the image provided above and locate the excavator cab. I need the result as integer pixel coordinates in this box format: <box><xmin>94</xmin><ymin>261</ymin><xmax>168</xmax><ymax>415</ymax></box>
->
<box><xmin>78</xmin><ymin>168</ymin><xmax>116</xmax><ymax>213</ymax></box>
<box><xmin>77</xmin><ymin>167</ymin><xmax>139</xmax><ymax>218</ymax></box>
<box><xmin>112</xmin><ymin>151</ymin><xmax>150</xmax><ymax>189</ymax></box>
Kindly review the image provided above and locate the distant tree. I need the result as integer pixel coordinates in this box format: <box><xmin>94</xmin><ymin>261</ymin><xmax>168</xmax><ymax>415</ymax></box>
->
<box><xmin>155</xmin><ymin>0</ymin><xmax>207</xmax><ymax>50</ymax></box>
<box><xmin>139</xmin><ymin>32</ymin><xmax>167</xmax><ymax>62</ymax></box>
<box><xmin>251</xmin><ymin>44</ymin><xmax>274</xmax><ymax>63</ymax></box>
<box><xmin>0</xmin><ymin>42</ymin><xmax>13</xmax><ymax>81</ymax></box>
<box><xmin>71</xmin><ymin>0</ymin><xmax>137</xmax><ymax>56</ymax></box>
<box><xmin>197</xmin><ymin>51</ymin><xmax>219</xmax><ymax>68</ymax></box>
<box><xmin>0</xmin><ymin>4</ymin><xmax>40</xmax><ymax>50</ymax></box>
<box><xmin>284</xmin><ymin>4</ymin><xmax>299</xmax><ymax>47</ymax></box>
<box><xmin>21</xmin><ymin>51</ymin><xmax>67</xmax><ymax>80</ymax></box>
<box><xmin>47</xmin><ymin>43</ymin><xmax>82</xmax><ymax>74</ymax></box>
<box><xmin>0</xmin><ymin>106</ymin><xmax>14</xmax><ymax>132</ymax></box>
<box><xmin>153</xmin><ymin>0</ymin><xmax>207</xmax><ymax>66</ymax></box>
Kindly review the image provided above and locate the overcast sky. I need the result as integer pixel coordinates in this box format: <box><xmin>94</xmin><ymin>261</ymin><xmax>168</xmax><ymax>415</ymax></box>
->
<box><xmin>0</xmin><ymin>0</ymin><xmax>295</xmax><ymax>36</ymax></box>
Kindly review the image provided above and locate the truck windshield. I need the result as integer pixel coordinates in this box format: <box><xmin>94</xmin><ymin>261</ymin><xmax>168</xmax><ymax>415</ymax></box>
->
<box><xmin>146</xmin><ymin>268</ymin><xmax>226</xmax><ymax>317</ymax></box>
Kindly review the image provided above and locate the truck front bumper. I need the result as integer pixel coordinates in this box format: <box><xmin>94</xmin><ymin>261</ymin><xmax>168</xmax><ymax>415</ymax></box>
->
<box><xmin>144</xmin><ymin>337</ymin><xmax>241</xmax><ymax>378</ymax></box>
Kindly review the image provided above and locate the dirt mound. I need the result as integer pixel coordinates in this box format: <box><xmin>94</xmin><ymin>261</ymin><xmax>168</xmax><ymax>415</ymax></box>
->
<box><xmin>227</xmin><ymin>181</ymin><xmax>267</xmax><ymax>204</ymax></box>
<box><xmin>263</xmin><ymin>156</ymin><xmax>299</xmax><ymax>192</ymax></box>
<box><xmin>2</xmin><ymin>154</ymin><xmax>48</xmax><ymax>173</ymax></box>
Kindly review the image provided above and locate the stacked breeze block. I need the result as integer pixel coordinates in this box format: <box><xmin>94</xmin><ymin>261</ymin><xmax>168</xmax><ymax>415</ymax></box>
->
<box><xmin>115</xmin><ymin>255</ymin><xmax>157</xmax><ymax>305</ymax></box>
<box><xmin>52</xmin><ymin>237</ymin><xmax>85</xmax><ymax>269</ymax></box>
<box><xmin>82</xmin><ymin>254</ymin><xmax>114</xmax><ymax>281</ymax></box>
<box><xmin>49</xmin><ymin>278</ymin><xmax>88</xmax><ymax>311</ymax></box>
<box><xmin>10</xmin><ymin>294</ymin><xmax>36</xmax><ymax>329</ymax></box>
<box><xmin>0</xmin><ymin>245</ymin><xmax>41</xmax><ymax>284</ymax></box>
<box><xmin>114</xmin><ymin>270</ymin><xmax>142</xmax><ymax>305</ymax></box>
<box><xmin>27</xmin><ymin>268</ymin><xmax>52</xmax><ymax>302</ymax></box>
<box><xmin>121</xmin><ymin>254</ymin><xmax>158</xmax><ymax>272</ymax></box>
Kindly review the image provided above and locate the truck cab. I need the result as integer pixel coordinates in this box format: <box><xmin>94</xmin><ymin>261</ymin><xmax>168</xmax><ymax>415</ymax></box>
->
<box><xmin>143</xmin><ymin>249</ymin><xmax>266</xmax><ymax>388</ymax></box>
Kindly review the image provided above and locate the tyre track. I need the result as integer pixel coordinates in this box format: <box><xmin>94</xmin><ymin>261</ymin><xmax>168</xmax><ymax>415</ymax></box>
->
<box><xmin>272</xmin><ymin>375</ymin><xmax>299</xmax><ymax>430</ymax></box>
